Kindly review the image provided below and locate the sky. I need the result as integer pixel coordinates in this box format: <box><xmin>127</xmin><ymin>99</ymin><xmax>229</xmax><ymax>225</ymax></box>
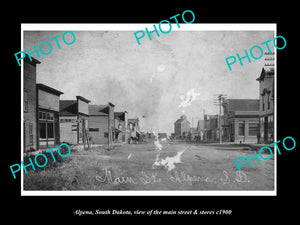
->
<box><xmin>24</xmin><ymin>27</ymin><xmax>275</xmax><ymax>134</ymax></box>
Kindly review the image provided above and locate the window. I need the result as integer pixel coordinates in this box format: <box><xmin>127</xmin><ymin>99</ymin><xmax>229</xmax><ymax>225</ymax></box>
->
<box><xmin>249</xmin><ymin>123</ymin><xmax>258</xmax><ymax>136</ymax></box>
<box><xmin>29</xmin><ymin>123</ymin><xmax>33</xmax><ymax>145</ymax></box>
<box><xmin>61</xmin><ymin>118</ymin><xmax>77</xmax><ymax>123</ymax></box>
<box><xmin>72</xmin><ymin>125</ymin><xmax>77</xmax><ymax>133</ymax></box>
<box><xmin>47</xmin><ymin>123</ymin><xmax>54</xmax><ymax>139</ymax></box>
<box><xmin>47</xmin><ymin>113</ymin><xmax>54</xmax><ymax>121</ymax></box>
<box><xmin>39</xmin><ymin>123</ymin><xmax>46</xmax><ymax>139</ymax></box>
<box><xmin>24</xmin><ymin>92</ymin><xmax>28</xmax><ymax>113</ymax></box>
<box><xmin>267</xmin><ymin>94</ymin><xmax>270</xmax><ymax>110</ymax></box>
<box><xmin>104</xmin><ymin>132</ymin><xmax>108</xmax><ymax>138</ymax></box>
<box><xmin>89</xmin><ymin>128</ymin><xmax>99</xmax><ymax>132</ymax></box>
<box><xmin>39</xmin><ymin>111</ymin><xmax>46</xmax><ymax>120</ymax></box>
<box><xmin>261</xmin><ymin>95</ymin><xmax>265</xmax><ymax>111</ymax></box>
<box><xmin>238</xmin><ymin>123</ymin><xmax>245</xmax><ymax>136</ymax></box>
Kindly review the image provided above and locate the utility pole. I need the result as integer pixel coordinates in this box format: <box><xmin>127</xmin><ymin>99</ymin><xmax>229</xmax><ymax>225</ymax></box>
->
<box><xmin>213</xmin><ymin>94</ymin><xmax>227</xmax><ymax>143</ymax></box>
<box><xmin>218</xmin><ymin>95</ymin><xmax>222</xmax><ymax>144</ymax></box>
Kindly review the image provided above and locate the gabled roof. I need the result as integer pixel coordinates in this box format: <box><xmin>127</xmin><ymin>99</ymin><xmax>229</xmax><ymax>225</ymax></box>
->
<box><xmin>226</xmin><ymin>99</ymin><xmax>259</xmax><ymax>112</ymax></box>
<box><xmin>24</xmin><ymin>54</ymin><xmax>41</xmax><ymax>65</ymax></box>
<box><xmin>256</xmin><ymin>67</ymin><xmax>275</xmax><ymax>81</ymax></box>
<box><xmin>60</xmin><ymin>100</ymin><xmax>77</xmax><ymax>116</ymax></box>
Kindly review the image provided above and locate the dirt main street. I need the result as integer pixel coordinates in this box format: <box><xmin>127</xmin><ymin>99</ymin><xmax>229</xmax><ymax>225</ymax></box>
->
<box><xmin>24</xmin><ymin>139</ymin><xmax>274</xmax><ymax>191</ymax></box>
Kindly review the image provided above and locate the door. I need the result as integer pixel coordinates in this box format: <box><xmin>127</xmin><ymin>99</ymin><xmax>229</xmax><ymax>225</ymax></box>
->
<box><xmin>264</xmin><ymin>116</ymin><xmax>268</xmax><ymax>142</ymax></box>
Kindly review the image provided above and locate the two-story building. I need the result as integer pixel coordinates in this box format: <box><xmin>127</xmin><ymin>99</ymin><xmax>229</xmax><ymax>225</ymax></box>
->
<box><xmin>203</xmin><ymin>114</ymin><xmax>219</xmax><ymax>141</ymax></box>
<box><xmin>37</xmin><ymin>84</ymin><xmax>63</xmax><ymax>149</ymax></box>
<box><xmin>23</xmin><ymin>55</ymin><xmax>41</xmax><ymax>152</ymax></box>
<box><xmin>88</xmin><ymin>103</ymin><xmax>115</xmax><ymax>145</ymax></box>
<box><xmin>114</xmin><ymin>111</ymin><xmax>128</xmax><ymax>143</ymax></box>
<box><xmin>59</xmin><ymin>96</ymin><xmax>90</xmax><ymax>145</ymax></box>
<box><xmin>256</xmin><ymin>67</ymin><xmax>275</xmax><ymax>143</ymax></box>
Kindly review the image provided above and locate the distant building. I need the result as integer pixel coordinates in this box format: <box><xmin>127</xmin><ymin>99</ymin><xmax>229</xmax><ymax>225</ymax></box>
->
<box><xmin>128</xmin><ymin>118</ymin><xmax>140</xmax><ymax>131</ymax></box>
<box><xmin>204</xmin><ymin>114</ymin><xmax>219</xmax><ymax>141</ymax></box>
<box><xmin>256</xmin><ymin>60</ymin><xmax>274</xmax><ymax>143</ymax></box>
<box><xmin>158</xmin><ymin>133</ymin><xmax>167</xmax><ymax>140</ymax></box>
<box><xmin>174</xmin><ymin>115</ymin><xmax>190</xmax><ymax>138</ymax></box>
<box><xmin>190</xmin><ymin>128</ymin><xmax>199</xmax><ymax>140</ymax></box>
<box><xmin>196</xmin><ymin>120</ymin><xmax>205</xmax><ymax>141</ymax></box>
<box><xmin>223</xmin><ymin>99</ymin><xmax>260</xmax><ymax>143</ymax></box>
<box><xmin>128</xmin><ymin>118</ymin><xmax>140</xmax><ymax>141</ymax></box>
<box><xmin>37</xmin><ymin>84</ymin><xmax>63</xmax><ymax>149</ymax></box>
<box><xmin>147</xmin><ymin>132</ymin><xmax>156</xmax><ymax>139</ymax></box>
<box><xmin>59</xmin><ymin>96</ymin><xmax>90</xmax><ymax>145</ymax></box>
<box><xmin>23</xmin><ymin>55</ymin><xmax>40</xmax><ymax>152</ymax></box>
<box><xmin>114</xmin><ymin>111</ymin><xmax>129</xmax><ymax>143</ymax></box>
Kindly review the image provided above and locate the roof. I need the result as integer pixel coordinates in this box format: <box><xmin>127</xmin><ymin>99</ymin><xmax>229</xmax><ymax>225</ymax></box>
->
<box><xmin>256</xmin><ymin>67</ymin><xmax>274</xmax><ymax>81</ymax></box>
<box><xmin>88</xmin><ymin>105</ymin><xmax>108</xmax><ymax>116</ymax></box>
<box><xmin>24</xmin><ymin>54</ymin><xmax>41</xmax><ymax>65</ymax></box>
<box><xmin>175</xmin><ymin>118</ymin><xmax>183</xmax><ymax>124</ymax></box>
<box><xmin>114</xmin><ymin>112</ymin><xmax>125</xmax><ymax>120</ymax></box>
<box><xmin>128</xmin><ymin>118</ymin><xmax>139</xmax><ymax>123</ymax></box>
<box><xmin>59</xmin><ymin>100</ymin><xmax>77</xmax><ymax>116</ymax></box>
<box><xmin>175</xmin><ymin>118</ymin><xmax>191</xmax><ymax>124</ymax></box>
<box><xmin>226</xmin><ymin>99</ymin><xmax>259</xmax><ymax>112</ymax></box>
<box><xmin>37</xmin><ymin>83</ymin><xmax>63</xmax><ymax>96</ymax></box>
<box><xmin>108</xmin><ymin>102</ymin><xmax>115</xmax><ymax>107</ymax></box>
<box><xmin>76</xmin><ymin>96</ymin><xmax>90</xmax><ymax>103</ymax></box>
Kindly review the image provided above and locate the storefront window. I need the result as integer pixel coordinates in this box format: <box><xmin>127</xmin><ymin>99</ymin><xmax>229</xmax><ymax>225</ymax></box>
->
<box><xmin>39</xmin><ymin>110</ymin><xmax>55</xmax><ymax>147</ymax></box>
<box><xmin>238</xmin><ymin>123</ymin><xmax>245</xmax><ymax>136</ymax></box>
<box><xmin>249</xmin><ymin>123</ymin><xmax>258</xmax><ymax>136</ymax></box>
<box><xmin>47</xmin><ymin>123</ymin><xmax>54</xmax><ymax>139</ymax></box>
<box><xmin>39</xmin><ymin>122</ymin><xmax>46</xmax><ymax>139</ymax></box>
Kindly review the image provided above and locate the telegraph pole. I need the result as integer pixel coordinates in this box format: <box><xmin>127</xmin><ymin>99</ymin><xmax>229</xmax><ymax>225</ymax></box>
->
<box><xmin>213</xmin><ymin>94</ymin><xmax>227</xmax><ymax>143</ymax></box>
<box><xmin>218</xmin><ymin>95</ymin><xmax>222</xmax><ymax>143</ymax></box>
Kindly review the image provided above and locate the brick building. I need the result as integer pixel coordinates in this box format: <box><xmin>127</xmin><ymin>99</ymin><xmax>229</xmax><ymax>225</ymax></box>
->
<box><xmin>222</xmin><ymin>99</ymin><xmax>260</xmax><ymax>143</ymax></box>
<box><xmin>256</xmin><ymin>65</ymin><xmax>275</xmax><ymax>143</ymax></box>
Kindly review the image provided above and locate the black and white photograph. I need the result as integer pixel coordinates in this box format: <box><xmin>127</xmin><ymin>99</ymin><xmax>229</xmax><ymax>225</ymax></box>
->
<box><xmin>21</xmin><ymin>24</ymin><xmax>276</xmax><ymax>194</ymax></box>
<box><xmin>4</xmin><ymin>4</ymin><xmax>298</xmax><ymax>221</ymax></box>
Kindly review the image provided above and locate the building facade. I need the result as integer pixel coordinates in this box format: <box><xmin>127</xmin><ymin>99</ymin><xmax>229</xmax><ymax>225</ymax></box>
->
<box><xmin>196</xmin><ymin>120</ymin><xmax>205</xmax><ymax>141</ymax></box>
<box><xmin>88</xmin><ymin>103</ymin><xmax>115</xmax><ymax>145</ymax></box>
<box><xmin>256</xmin><ymin>66</ymin><xmax>275</xmax><ymax>143</ymax></box>
<box><xmin>37</xmin><ymin>84</ymin><xmax>63</xmax><ymax>149</ymax></box>
<box><xmin>114</xmin><ymin>111</ymin><xmax>128</xmax><ymax>143</ymax></box>
<box><xmin>128</xmin><ymin>118</ymin><xmax>140</xmax><ymax>141</ymax></box>
<box><xmin>23</xmin><ymin>56</ymin><xmax>40</xmax><ymax>152</ymax></box>
<box><xmin>59</xmin><ymin>96</ymin><xmax>90</xmax><ymax>145</ymax></box>
<box><xmin>174</xmin><ymin>115</ymin><xmax>190</xmax><ymax>138</ymax></box>
<box><xmin>203</xmin><ymin>114</ymin><xmax>219</xmax><ymax>141</ymax></box>
<box><xmin>223</xmin><ymin>99</ymin><xmax>260</xmax><ymax>143</ymax></box>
